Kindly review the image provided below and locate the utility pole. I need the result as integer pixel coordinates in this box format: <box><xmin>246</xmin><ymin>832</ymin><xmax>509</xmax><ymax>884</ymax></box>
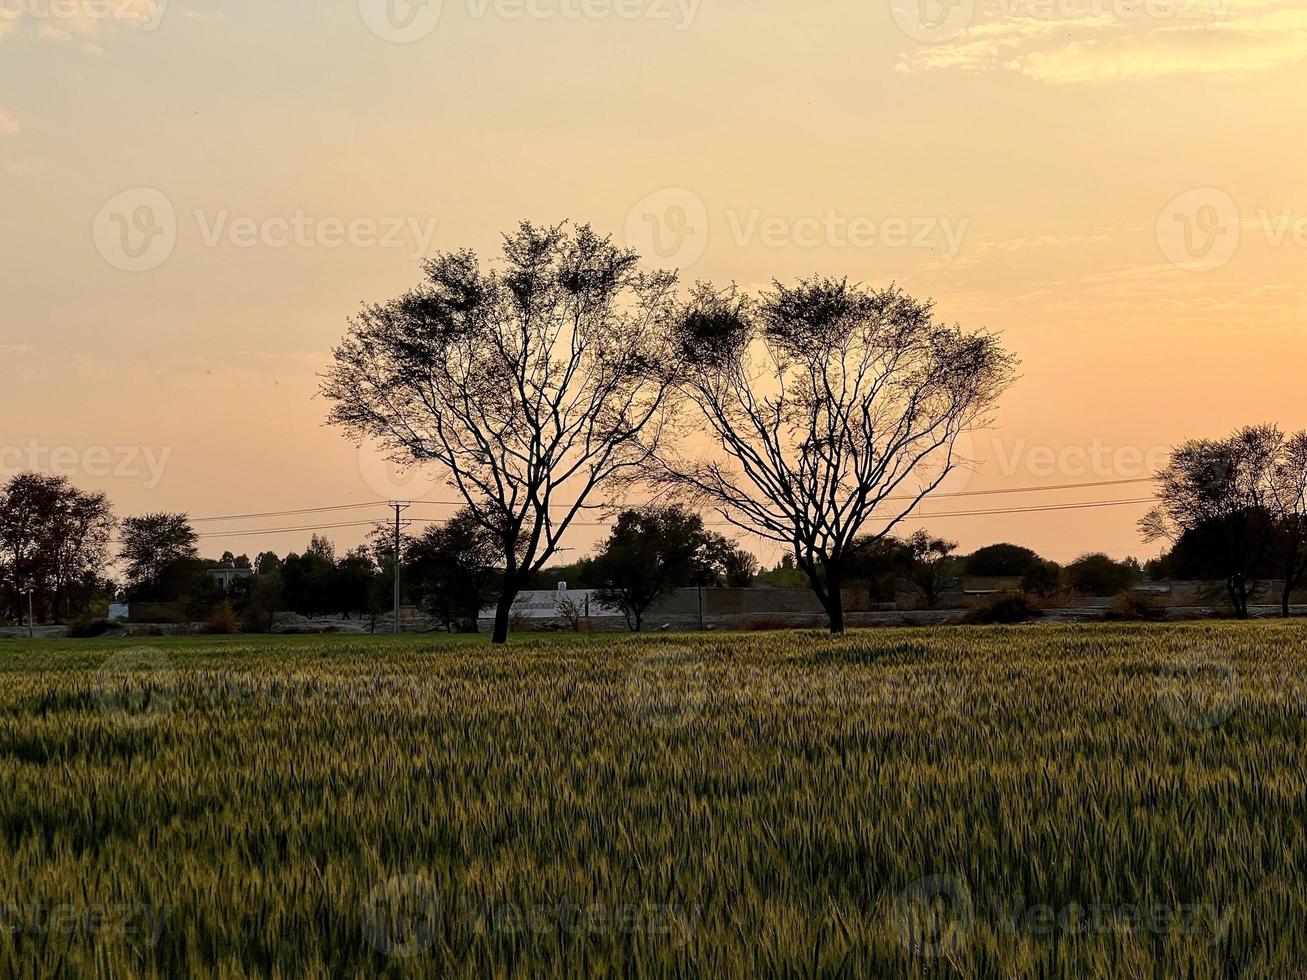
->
<box><xmin>390</xmin><ymin>502</ymin><xmax>410</xmax><ymax>634</ymax></box>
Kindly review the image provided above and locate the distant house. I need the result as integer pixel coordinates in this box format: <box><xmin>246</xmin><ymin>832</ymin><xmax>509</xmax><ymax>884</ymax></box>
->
<box><xmin>209</xmin><ymin>567</ymin><xmax>254</xmax><ymax>592</ymax></box>
<box><xmin>482</xmin><ymin>587</ymin><xmax>621</xmax><ymax>622</ymax></box>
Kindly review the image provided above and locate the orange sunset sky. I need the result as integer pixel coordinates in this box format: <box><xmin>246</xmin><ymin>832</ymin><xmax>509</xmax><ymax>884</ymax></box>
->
<box><xmin>2</xmin><ymin>0</ymin><xmax>1306</xmax><ymax>566</ymax></box>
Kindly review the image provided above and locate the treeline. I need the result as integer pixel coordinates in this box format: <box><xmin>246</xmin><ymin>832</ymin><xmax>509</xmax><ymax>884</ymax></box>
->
<box><xmin>3</xmin><ymin>426</ymin><xmax>1304</xmax><ymax>631</ymax></box>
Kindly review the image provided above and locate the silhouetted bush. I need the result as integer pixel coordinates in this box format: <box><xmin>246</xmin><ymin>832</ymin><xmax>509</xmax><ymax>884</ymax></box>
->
<box><xmin>66</xmin><ymin>617</ymin><xmax>113</xmax><ymax>638</ymax></box>
<box><xmin>964</xmin><ymin>593</ymin><xmax>1045</xmax><ymax>625</ymax></box>
<box><xmin>1104</xmin><ymin>591</ymin><xmax>1167</xmax><ymax>622</ymax></box>
<box><xmin>205</xmin><ymin>603</ymin><xmax>240</xmax><ymax>635</ymax></box>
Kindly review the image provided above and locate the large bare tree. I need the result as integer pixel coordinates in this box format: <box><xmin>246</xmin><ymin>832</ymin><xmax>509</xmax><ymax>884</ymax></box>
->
<box><xmin>323</xmin><ymin>222</ymin><xmax>678</xmax><ymax>644</ymax></box>
<box><xmin>655</xmin><ymin>279</ymin><xmax>1016</xmax><ymax>634</ymax></box>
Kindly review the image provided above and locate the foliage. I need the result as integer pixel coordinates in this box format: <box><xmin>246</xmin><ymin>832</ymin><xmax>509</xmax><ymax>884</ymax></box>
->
<box><xmin>1066</xmin><ymin>553</ymin><xmax>1142</xmax><ymax>596</ymax></box>
<box><xmin>0</xmin><ymin>473</ymin><xmax>114</xmax><ymax>622</ymax></box>
<box><xmin>963</xmin><ymin>592</ymin><xmax>1044</xmax><ymax>624</ymax></box>
<box><xmin>1104</xmin><ymin>591</ymin><xmax>1167</xmax><ymax>622</ymax></box>
<box><xmin>659</xmin><ymin>279</ymin><xmax>1017</xmax><ymax>635</ymax></box>
<box><xmin>324</xmin><ymin>221</ymin><xmax>680</xmax><ymax>644</ymax></box>
<box><xmin>118</xmin><ymin>513</ymin><xmax>199</xmax><ymax>601</ymax></box>
<box><xmin>901</xmin><ymin>530</ymin><xmax>960</xmax><ymax>609</ymax></box>
<box><xmin>205</xmin><ymin>602</ymin><xmax>240</xmax><ymax>635</ymax></box>
<box><xmin>592</xmin><ymin>507</ymin><xmax>711</xmax><ymax>632</ymax></box>
<box><xmin>964</xmin><ymin>542</ymin><xmax>1044</xmax><ymax>578</ymax></box>
<box><xmin>242</xmin><ymin>572</ymin><xmax>284</xmax><ymax>634</ymax></box>
<box><xmin>406</xmin><ymin>510</ymin><xmax>500</xmax><ymax>633</ymax></box>
<box><xmin>1140</xmin><ymin>424</ymin><xmax>1307</xmax><ymax>617</ymax></box>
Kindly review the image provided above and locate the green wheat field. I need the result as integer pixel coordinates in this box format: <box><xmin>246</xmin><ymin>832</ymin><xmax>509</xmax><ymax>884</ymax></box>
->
<box><xmin>1</xmin><ymin>623</ymin><xmax>1305</xmax><ymax>978</ymax></box>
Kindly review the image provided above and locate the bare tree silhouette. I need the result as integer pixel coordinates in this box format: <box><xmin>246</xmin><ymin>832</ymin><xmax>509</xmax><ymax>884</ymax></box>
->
<box><xmin>323</xmin><ymin>222</ymin><xmax>678</xmax><ymax>644</ymax></box>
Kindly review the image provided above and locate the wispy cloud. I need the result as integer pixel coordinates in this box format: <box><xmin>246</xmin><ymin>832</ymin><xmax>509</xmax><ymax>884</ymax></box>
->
<box><xmin>0</xmin><ymin>109</ymin><xmax>19</xmax><ymax>137</ymax></box>
<box><xmin>898</xmin><ymin>0</ymin><xmax>1307</xmax><ymax>82</ymax></box>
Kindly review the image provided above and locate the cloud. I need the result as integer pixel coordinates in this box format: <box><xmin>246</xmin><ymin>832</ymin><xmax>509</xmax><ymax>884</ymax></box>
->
<box><xmin>898</xmin><ymin>0</ymin><xmax>1307</xmax><ymax>82</ymax></box>
<box><xmin>1017</xmin><ymin>8</ymin><xmax>1307</xmax><ymax>82</ymax></box>
<box><xmin>0</xmin><ymin>109</ymin><xmax>18</xmax><ymax>137</ymax></box>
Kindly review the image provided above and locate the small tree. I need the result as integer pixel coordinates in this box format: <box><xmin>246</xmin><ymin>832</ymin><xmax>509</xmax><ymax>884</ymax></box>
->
<box><xmin>902</xmin><ymin>530</ymin><xmax>960</xmax><ymax>609</ymax></box>
<box><xmin>554</xmin><ymin>593</ymin><xmax>586</xmax><ymax>632</ymax></box>
<box><xmin>1141</xmin><ymin>426</ymin><xmax>1280</xmax><ymax>618</ymax></box>
<box><xmin>243</xmin><ymin>572</ymin><xmax>284</xmax><ymax>634</ymax></box>
<box><xmin>964</xmin><ymin>543</ymin><xmax>1041</xmax><ymax>577</ymax></box>
<box><xmin>592</xmin><ymin>506</ymin><xmax>707</xmax><ymax>632</ymax></box>
<box><xmin>406</xmin><ymin>509</ymin><xmax>500</xmax><ymax>633</ymax></box>
<box><xmin>658</xmin><ymin>279</ymin><xmax>1016</xmax><ymax>634</ymax></box>
<box><xmin>1065</xmin><ymin>553</ymin><xmax>1140</xmax><ymax>597</ymax></box>
<box><xmin>118</xmin><ymin>513</ymin><xmax>199</xmax><ymax>601</ymax></box>
<box><xmin>699</xmin><ymin>532</ymin><xmax>759</xmax><ymax>587</ymax></box>
<box><xmin>324</xmin><ymin>222</ymin><xmax>678</xmax><ymax>645</ymax></box>
<box><xmin>1266</xmin><ymin>430</ymin><xmax>1307</xmax><ymax>617</ymax></box>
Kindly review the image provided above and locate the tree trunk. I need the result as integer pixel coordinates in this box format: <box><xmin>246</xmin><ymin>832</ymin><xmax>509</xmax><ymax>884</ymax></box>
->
<box><xmin>491</xmin><ymin>588</ymin><xmax>518</xmax><ymax>645</ymax></box>
<box><xmin>798</xmin><ymin>558</ymin><xmax>846</xmax><ymax>636</ymax></box>
<box><xmin>1228</xmin><ymin>575</ymin><xmax>1249</xmax><ymax>619</ymax></box>
<box><xmin>1285</xmin><ymin>545</ymin><xmax>1302</xmax><ymax>618</ymax></box>
<box><xmin>826</xmin><ymin>569</ymin><xmax>846</xmax><ymax>635</ymax></box>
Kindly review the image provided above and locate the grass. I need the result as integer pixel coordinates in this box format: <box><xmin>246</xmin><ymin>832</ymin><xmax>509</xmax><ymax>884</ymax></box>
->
<box><xmin>1</xmin><ymin>623</ymin><xmax>1305</xmax><ymax>978</ymax></box>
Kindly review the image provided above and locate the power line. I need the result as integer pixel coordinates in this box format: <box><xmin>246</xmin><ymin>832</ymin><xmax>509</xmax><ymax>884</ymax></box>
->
<box><xmin>897</xmin><ymin>476</ymin><xmax>1154</xmax><ymax>500</ymax></box>
<box><xmin>182</xmin><ymin>495</ymin><xmax>1156</xmax><ymax>542</ymax></box>
<box><xmin>194</xmin><ymin>519</ymin><xmax>384</xmax><ymax>540</ymax></box>
<box><xmin>184</xmin><ymin>477</ymin><xmax>1157</xmax><ymax>526</ymax></box>
<box><xmin>192</xmin><ymin>502</ymin><xmax>388</xmax><ymax>523</ymax></box>
<box><xmin>902</xmin><ymin>497</ymin><xmax>1155</xmax><ymax>520</ymax></box>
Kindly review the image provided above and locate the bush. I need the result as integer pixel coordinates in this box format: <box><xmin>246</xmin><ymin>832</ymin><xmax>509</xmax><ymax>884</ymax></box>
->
<box><xmin>66</xmin><ymin>617</ymin><xmax>114</xmax><ymax>638</ymax></box>
<box><xmin>205</xmin><ymin>603</ymin><xmax>241</xmax><ymax>635</ymax></box>
<box><xmin>1104</xmin><ymin>591</ymin><xmax>1167</xmax><ymax>622</ymax></box>
<box><xmin>964</xmin><ymin>593</ymin><xmax>1045</xmax><ymax>625</ymax></box>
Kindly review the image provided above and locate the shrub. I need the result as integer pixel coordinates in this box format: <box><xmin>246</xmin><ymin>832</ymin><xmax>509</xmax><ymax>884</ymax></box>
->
<box><xmin>1104</xmin><ymin>591</ymin><xmax>1166</xmax><ymax>622</ymax></box>
<box><xmin>964</xmin><ymin>593</ymin><xmax>1045</xmax><ymax>625</ymax></box>
<box><xmin>66</xmin><ymin>617</ymin><xmax>113</xmax><ymax>638</ymax></box>
<box><xmin>205</xmin><ymin>603</ymin><xmax>241</xmax><ymax>635</ymax></box>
